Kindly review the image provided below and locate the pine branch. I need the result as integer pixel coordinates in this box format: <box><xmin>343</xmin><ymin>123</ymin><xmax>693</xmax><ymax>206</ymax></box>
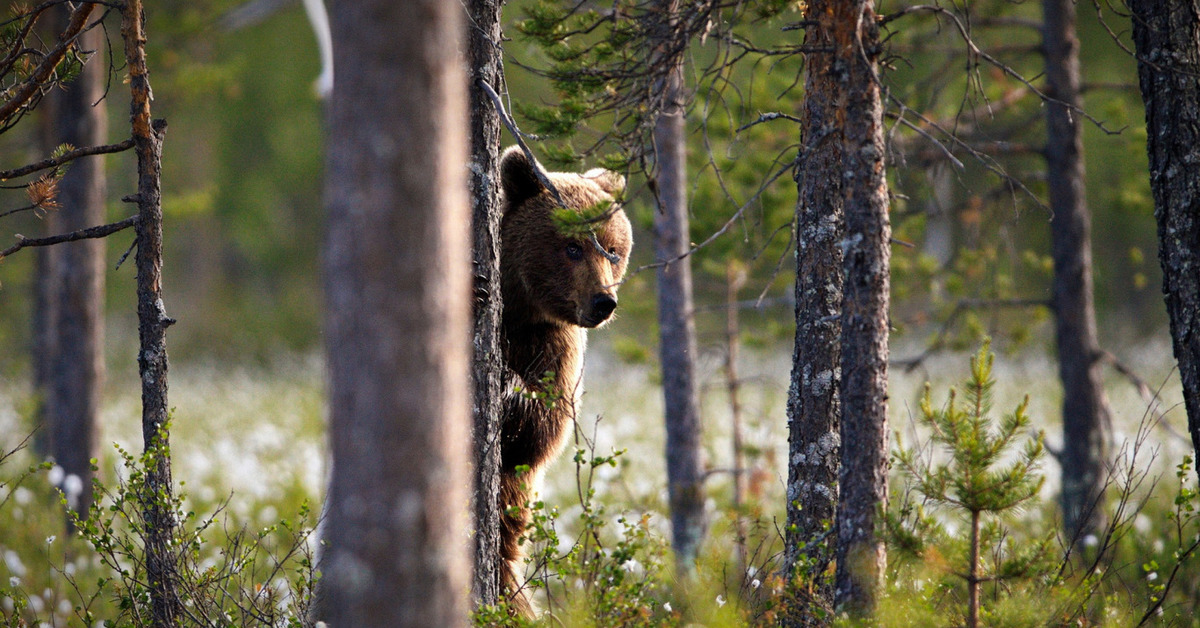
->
<box><xmin>0</xmin><ymin>138</ymin><xmax>135</xmax><ymax>181</ymax></box>
<box><xmin>0</xmin><ymin>215</ymin><xmax>138</xmax><ymax>260</ymax></box>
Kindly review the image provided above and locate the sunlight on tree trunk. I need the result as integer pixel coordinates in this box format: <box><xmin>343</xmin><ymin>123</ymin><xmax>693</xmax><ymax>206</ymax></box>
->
<box><xmin>832</xmin><ymin>0</ymin><xmax>892</xmax><ymax>615</ymax></box>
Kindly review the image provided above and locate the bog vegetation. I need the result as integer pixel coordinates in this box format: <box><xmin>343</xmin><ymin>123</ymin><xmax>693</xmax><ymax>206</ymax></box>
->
<box><xmin>0</xmin><ymin>345</ymin><xmax>1196</xmax><ymax>625</ymax></box>
<box><xmin>1</xmin><ymin>0</ymin><xmax>1198</xmax><ymax>625</ymax></box>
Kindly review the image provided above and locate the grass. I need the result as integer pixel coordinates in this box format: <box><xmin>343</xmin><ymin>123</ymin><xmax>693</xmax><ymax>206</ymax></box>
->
<box><xmin>0</xmin><ymin>333</ymin><xmax>1194</xmax><ymax>625</ymax></box>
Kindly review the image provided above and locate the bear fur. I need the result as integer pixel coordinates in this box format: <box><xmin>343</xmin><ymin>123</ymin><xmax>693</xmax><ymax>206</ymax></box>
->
<box><xmin>496</xmin><ymin>146</ymin><xmax>632</xmax><ymax>615</ymax></box>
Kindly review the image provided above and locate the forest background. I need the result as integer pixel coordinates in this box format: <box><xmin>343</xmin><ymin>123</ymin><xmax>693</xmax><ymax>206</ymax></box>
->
<box><xmin>0</xmin><ymin>0</ymin><xmax>1195</xmax><ymax>625</ymax></box>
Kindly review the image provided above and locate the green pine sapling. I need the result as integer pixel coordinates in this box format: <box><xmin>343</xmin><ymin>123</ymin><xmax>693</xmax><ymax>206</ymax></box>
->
<box><xmin>894</xmin><ymin>341</ymin><xmax>1049</xmax><ymax>628</ymax></box>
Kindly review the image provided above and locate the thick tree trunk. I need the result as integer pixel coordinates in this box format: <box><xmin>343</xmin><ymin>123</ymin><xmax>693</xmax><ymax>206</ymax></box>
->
<box><xmin>784</xmin><ymin>0</ymin><xmax>844</xmax><ymax>614</ymax></box>
<box><xmin>1043</xmin><ymin>0</ymin><xmax>1111</xmax><ymax>546</ymax></box>
<box><xmin>832</xmin><ymin>0</ymin><xmax>891</xmax><ymax>616</ymax></box>
<box><xmin>48</xmin><ymin>17</ymin><xmax>107</xmax><ymax>525</ymax></box>
<box><xmin>653</xmin><ymin>58</ymin><xmax>707</xmax><ymax>573</ymax></box>
<box><xmin>322</xmin><ymin>1</ymin><xmax>471</xmax><ymax>625</ymax></box>
<box><xmin>121</xmin><ymin>1</ymin><xmax>181</xmax><ymax>625</ymax></box>
<box><xmin>467</xmin><ymin>0</ymin><xmax>505</xmax><ymax>608</ymax></box>
<box><xmin>1129</xmin><ymin>0</ymin><xmax>1200</xmax><ymax>484</ymax></box>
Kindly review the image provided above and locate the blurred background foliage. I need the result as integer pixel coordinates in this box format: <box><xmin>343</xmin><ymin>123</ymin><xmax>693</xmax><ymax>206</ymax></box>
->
<box><xmin>0</xmin><ymin>0</ymin><xmax>1160</xmax><ymax>367</ymax></box>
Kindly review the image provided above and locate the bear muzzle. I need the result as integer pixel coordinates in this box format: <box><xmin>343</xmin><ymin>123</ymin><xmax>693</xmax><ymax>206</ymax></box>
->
<box><xmin>581</xmin><ymin>293</ymin><xmax>618</xmax><ymax>328</ymax></box>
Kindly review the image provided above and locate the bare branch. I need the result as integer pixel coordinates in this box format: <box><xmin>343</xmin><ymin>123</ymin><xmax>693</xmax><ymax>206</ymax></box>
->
<box><xmin>1099</xmin><ymin>351</ymin><xmax>1191</xmax><ymax>444</ymax></box>
<box><xmin>735</xmin><ymin>111</ymin><xmax>802</xmax><ymax>132</ymax></box>
<box><xmin>894</xmin><ymin>298</ymin><xmax>1052</xmax><ymax>371</ymax></box>
<box><xmin>0</xmin><ymin>138</ymin><xmax>134</xmax><ymax>181</ymax></box>
<box><xmin>0</xmin><ymin>215</ymin><xmax>137</xmax><ymax>260</ymax></box>
<box><xmin>0</xmin><ymin>2</ymin><xmax>98</xmax><ymax>126</ymax></box>
<box><xmin>478</xmin><ymin>78</ymin><xmax>622</xmax><ymax>264</ymax></box>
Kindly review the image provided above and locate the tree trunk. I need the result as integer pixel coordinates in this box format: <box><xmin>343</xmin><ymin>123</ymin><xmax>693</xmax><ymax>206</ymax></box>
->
<box><xmin>726</xmin><ymin>264</ymin><xmax>747</xmax><ymax>578</ymax></box>
<box><xmin>833</xmin><ymin>0</ymin><xmax>892</xmax><ymax>616</ymax></box>
<box><xmin>784</xmin><ymin>0</ymin><xmax>844</xmax><ymax>613</ymax></box>
<box><xmin>48</xmin><ymin>16</ymin><xmax>107</xmax><ymax>526</ymax></box>
<box><xmin>321</xmin><ymin>1</ymin><xmax>471</xmax><ymax>625</ymax></box>
<box><xmin>31</xmin><ymin>84</ymin><xmax>61</xmax><ymax>458</ymax></box>
<box><xmin>1129</xmin><ymin>0</ymin><xmax>1200</xmax><ymax>484</ymax></box>
<box><xmin>967</xmin><ymin>510</ymin><xmax>981</xmax><ymax>628</ymax></box>
<box><xmin>467</xmin><ymin>0</ymin><xmax>505</xmax><ymax>608</ymax></box>
<box><xmin>121</xmin><ymin>1</ymin><xmax>181</xmax><ymax>624</ymax></box>
<box><xmin>653</xmin><ymin>52</ymin><xmax>706</xmax><ymax>573</ymax></box>
<box><xmin>1043</xmin><ymin>0</ymin><xmax>1111</xmax><ymax>547</ymax></box>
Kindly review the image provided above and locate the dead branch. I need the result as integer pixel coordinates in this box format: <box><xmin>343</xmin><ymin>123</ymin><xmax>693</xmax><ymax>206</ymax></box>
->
<box><xmin>0</xmin><ymin>2</ymin><xmax>98</xmax><ymax>127</ymax></box>
<box><xmin>0</xmin><ymin>215</ymin><xmax>137</xmax><ymax>260</ymax></box>
<box><xmin>478</xmin><ymin>78</ymin><xmax>621</xmax><ymax>264</ymax></box>
<box><xmin>0</xmin><ymin>138</ymin><xmax>135</xmax><ymax>181</ymax></box>
<box><xmin>1099</xmin><ymin>351</ymin><xmax>1191</xmax><ymax>444</ymax></box>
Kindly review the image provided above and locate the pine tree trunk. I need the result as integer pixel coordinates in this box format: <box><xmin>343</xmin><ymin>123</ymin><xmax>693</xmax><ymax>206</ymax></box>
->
<box><xmin>1043</xmin><ymin>0</ymin><xmax>1111</xmax><ymax>547</ymax></box>
<box><xmin>48</xmin><ymin>16</ymin><xmax>107</xmax><ymax>526</ymax></box>
<box><xmin>321</xmin><ymin>1</ymin><xmax>471</xmax><ymax>625</ymax></box>
<box><xmin>31</xmin><ymin>86</ymin><xmax>61</xmax><ymax>458</ymax></box>
<box><xmin>654</xmin><ymin>55</ymin><xmax>707</xmax><ymax>572</ymax></box>
<box><xmin>832</xmin><ymin>0</ymin><xmax>891</xmax><ymax>615</ymax></box>
<box><xmin>784</xmin><ymin>0</ymin><xmax>844</xmax><ymax>612</ymax></box>
<box><xmin>467</xmin><ymin>0</ymin><xmax>505</xmax><ymax>607</ymax></box>
<box><xmin>1129</xmin><ymin>0</ymin><xmax>1200</xmax><ymax>484</ymax></box>
<box><xmin>967</xmin><ymin>510</ymin><xmax>981</xmax><ymax>628</ymax></box>
<box><xmin>121</xmin><ymin>1</ymin><xmax>181</xmax><ymax>624</ymax></box>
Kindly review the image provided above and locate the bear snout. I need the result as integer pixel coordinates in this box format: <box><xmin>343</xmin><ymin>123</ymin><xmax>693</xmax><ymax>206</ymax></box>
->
<box><xmin>583</xmin><ymin>293</ymin><xmax>618</xmax><ymax>327</ymax></box>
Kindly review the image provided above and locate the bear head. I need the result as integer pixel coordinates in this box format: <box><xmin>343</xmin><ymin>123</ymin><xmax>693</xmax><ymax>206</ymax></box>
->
<box><xmin>499</xmin><ymin>146</ymin><xmax>633</xmax><ymax>329</ymax></box>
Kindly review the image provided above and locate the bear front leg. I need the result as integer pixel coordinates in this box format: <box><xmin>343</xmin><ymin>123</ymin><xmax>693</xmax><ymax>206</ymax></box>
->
<box><xmin>498</xmin><ymin>466</ymin><xmax>535</xmax><ymax>617</ymax></box>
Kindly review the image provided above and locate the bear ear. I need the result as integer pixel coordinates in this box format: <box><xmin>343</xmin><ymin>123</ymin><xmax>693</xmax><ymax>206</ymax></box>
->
<box><xmin>500</xmin><ymin>146</ymin><xmax>544</xmax><ymax>206</ymax></box>
<box><xmin>584</xmin><ymin>168</ymin><xmax>626</xmax><ymax>197</ymax></box>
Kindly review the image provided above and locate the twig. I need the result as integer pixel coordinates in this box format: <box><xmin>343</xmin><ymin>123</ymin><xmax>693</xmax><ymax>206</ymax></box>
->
<box><xmin>1099</xmin><ymin>351</ymin><xmax>1190</xmax><ymax>444</ymax></box>
<box><xmin>478</xmin><ymin>78</ymin><xmax>621</xmax><ymax>264</ymax></box>
<box><xmin>893</xmin><ymin>297</ymin><xmax>1051</xmax><ymax>371</ymax></box>
<box><xmin>634</xmin><ymin>158</ymin><xmax>793</xmax><ymax>273</ymax></box>
<box><xmin>0</xmin><ymin>138</ymin><xmax>135</xmax><ymax>180</ymax></box>
<box><xmin>115</xmin><ymin>235</ymin><xmax>137</xmax><ymax>270</ymax></box>
<box><xmin>0</xmin><ymin>2</ymin><xmax>98</xmax><ymax>125</ymax></box>
<box><xmin>0</xmin><ymin>215</ymin><xmax>138</xmax><ymax>260</ymax></box>
<box><xmin>736</xmin><ymin>111</ymin><xmax>802</xmax><ymax>132</ymax></box>
<box><xmin>0</xmin><ymin>203</ymin><xmax>41</xmax><ymax>220</ymax></box>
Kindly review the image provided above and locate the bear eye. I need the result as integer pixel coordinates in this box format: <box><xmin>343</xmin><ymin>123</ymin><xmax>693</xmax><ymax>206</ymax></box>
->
<box><xmin>565</xmin><ymin>242</ymin><xmax>584</xmax><ymax>261</ymax></box>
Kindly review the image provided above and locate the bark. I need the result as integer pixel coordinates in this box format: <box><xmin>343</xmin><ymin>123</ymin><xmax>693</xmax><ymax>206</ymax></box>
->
<box><xmin>784</xmin><ymin>0</ymin><xmax>844</xmax><ymax>612</ymax></box>
<box><xmin>31</xmin><ymin>234</ymin><xmax>59</xmax><ymax>457</ymax></box>
<box><xmin>122</xmin><ymin>1</ymin><xmax>181</xmax><ymax>625</ymax></box>
<box><xmin>321</xmin><ymin>1</ymin><xmax>471</xmax><ymax>625</ymax></box>
<box><xmin>48</xmin><ymin>15</ymin><xmax>107</xmax><ymax>525</ymax></box>
<box><xmin>832</xmin><ymin>0</ymin><xmax>891</xmax><ymax>616</ymax></box>
<box><xmin>1043</xmin><ymin>0</ymin><xmax>1111</xmax><ymax>545</ymax></box>
<box><xmin>467</xmin><ymin>0</ymin><xmax>505</xmax><ymax>607</ymax></box>
<box><xmin>1129</xmin><ymin>0</ymin><xmax>1200</xmax><ymax>484</ymax></box>
<box><xmin>31</xmin><ymin>82</ymin><xmax>61</xmax><ymax>458</ymax></box>
<box><xmin>653</xmin><ymin>51</ymin><xmax>706</xmax><ymax>572</ymax></box>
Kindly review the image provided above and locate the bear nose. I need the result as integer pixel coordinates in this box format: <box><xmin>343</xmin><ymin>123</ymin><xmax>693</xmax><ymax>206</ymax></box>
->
<box><xmin>591</xmin><ymin>293</ymin><xmax>617</xmax><ymax>322</ymax></box>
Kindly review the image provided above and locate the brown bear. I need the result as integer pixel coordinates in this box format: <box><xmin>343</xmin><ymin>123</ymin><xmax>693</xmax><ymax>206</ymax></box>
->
<box><xmin>496</xmin><ymin>146</ymin><xmax>632</xmax><ymax>615</ymax></box>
